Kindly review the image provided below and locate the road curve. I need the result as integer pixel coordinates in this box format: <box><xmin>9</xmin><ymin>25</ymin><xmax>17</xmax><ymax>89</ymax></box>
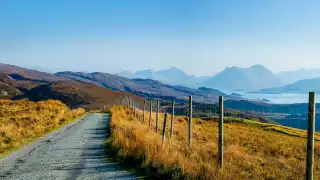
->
<box><xmin>0</xmin><ymin>113</ymin><xmax>139</xmax><ymax>180</ymax></box>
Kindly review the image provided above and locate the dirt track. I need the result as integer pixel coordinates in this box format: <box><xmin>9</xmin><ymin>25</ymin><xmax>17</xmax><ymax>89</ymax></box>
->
<box><xmin>0</xmin><ymin>113</ymin><xmax>138</xmax><ymax>180</ymax></box>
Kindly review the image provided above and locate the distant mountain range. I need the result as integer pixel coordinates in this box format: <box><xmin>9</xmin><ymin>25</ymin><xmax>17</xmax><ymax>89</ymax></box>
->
<box><xmin>200</xmin><ymin>65</ymin><xmax>280</xmax><ymax>90</ymax></box>
<box><xmin>29</xmin><ymin>66</ymin><xmax>53</xmax><ymax>74</ymax></box>
<box><xmin>117</xmin><ymin>67</ymin><xmax>203</xmax><ymax>88</ymax></box>
<box><xmin>118</xmin><ymin>65</ymin><xmax>320</xmax><ymax>92</ymax></box>
<box><xmin>118</xmin><ymin>65</ymin><xmax>281</xmax><ymax>91</ymax></box>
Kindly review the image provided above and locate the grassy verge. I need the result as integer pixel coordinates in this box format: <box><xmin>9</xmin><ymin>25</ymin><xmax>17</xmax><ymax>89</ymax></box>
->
<box><xmin>108</xmin><ymin>106</ymin><xmax>320</xmax><ymax>180</ymax></box>
<box><xmin>0</xmin><ymin>99</ymin><xmax>86</xmax><ymax>158</ymax></box>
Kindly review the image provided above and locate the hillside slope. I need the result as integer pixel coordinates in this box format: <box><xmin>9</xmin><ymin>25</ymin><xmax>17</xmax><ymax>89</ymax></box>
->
<box><xmin>56</xmin><ymin>71</ymin><xmax>239</xmax><ymax>103</ymax></box>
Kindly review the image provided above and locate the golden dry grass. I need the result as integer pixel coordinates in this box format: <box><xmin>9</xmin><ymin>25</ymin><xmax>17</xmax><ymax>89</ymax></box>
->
<box><xmin>0</xmin><ymin>99</ymin><xmax>85</xmax><ymax>157</ymax></box>
<box><xmin>109</xmin><ymin>106</ymin><xmax>320</xmax><ymax>180</ymax></box>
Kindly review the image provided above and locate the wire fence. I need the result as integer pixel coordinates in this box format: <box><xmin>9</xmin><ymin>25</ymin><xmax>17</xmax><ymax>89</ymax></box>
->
<box><xmin>112</xmin><ymin>96</ymin><xmax>315</xmax><ymax>131</ymax></box>
<box><xmin>111</xmin><ymin>93</ymin><xmax>317</xmax><ymax>179</ymax></box>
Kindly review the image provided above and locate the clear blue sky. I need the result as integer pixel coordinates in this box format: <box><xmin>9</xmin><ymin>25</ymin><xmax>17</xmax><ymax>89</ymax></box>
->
<box><xmin>1</xmin><ymin>0</ymin><xmax>320</xmax><ymax>76</ymax></box>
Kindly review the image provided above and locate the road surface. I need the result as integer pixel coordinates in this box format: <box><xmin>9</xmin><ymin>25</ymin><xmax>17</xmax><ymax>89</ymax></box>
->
<box><xmin>0</xmin><ymin>113</ymin><xmax>139</xmax><ymax>180</ymax></box>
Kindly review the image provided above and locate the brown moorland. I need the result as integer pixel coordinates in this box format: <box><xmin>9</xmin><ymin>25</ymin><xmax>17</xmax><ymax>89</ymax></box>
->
<box><xmin>108</xmin><ymin>106</ymin><xmax>320</xmax><ymax>180</ymax></box>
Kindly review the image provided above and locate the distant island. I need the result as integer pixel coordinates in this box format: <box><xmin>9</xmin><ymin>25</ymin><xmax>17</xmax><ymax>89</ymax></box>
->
<box><xmin>247</xmin><ymin>91</ymin><xmax>281</xmax><ymax>95</ymax></box>
<box><xmin>259</xmin><ymin>78</ymin><xmax>320</xmax><ymax>94</ymax></box>
<box><xmin>259</xmin><ymin>98</ymin><xmax>271</xmax><ymax>103</ymax></box>
<box><xmin>230</xmin><ymin>93</ymin><xmax>243</xmax><ymax>97</ymax></box>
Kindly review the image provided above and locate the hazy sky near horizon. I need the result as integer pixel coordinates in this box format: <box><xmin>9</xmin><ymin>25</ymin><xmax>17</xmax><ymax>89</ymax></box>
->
<box><xmin>1</xmin><ymin>0</ymin><xmax>320</xmax><ymax>76</ymax></box>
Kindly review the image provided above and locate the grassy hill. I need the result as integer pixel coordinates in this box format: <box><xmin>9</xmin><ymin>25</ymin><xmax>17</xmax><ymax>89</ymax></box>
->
<box><xmin>108</xmin><ymin>106</ymin><xmax>320</xmax><ymax>179</ymax></box>
<box><xmin>0</xmin><ymin>99</ymin><xmax>85</xmax><ymax>157</ymax></box>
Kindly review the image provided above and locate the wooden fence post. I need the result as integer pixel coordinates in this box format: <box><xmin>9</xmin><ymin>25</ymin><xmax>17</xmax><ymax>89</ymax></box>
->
<box><xmin>306</xmin><ymin>92</ymin><xmax>316</xmax><ymax>180</ymax></box>
<box><xmin>156</xmin><ymin>100</ymin><xmax>159</xmax><ymax>132</ymax></box>
<box><xmin>149</xmin><ymin>101</ymin><xmax>153</xmax><ymax>127</ymax></box>
<box><xmin>125</xmin><ymin>96</ymin><xmax>128</xmax><ymax>108</ymax></box>
<box><xmin>162</xmin><ymin>113</ymin><xmax>168</xmax><ymax>148</ymax></box>
<box><xmin>132</xmin><ymin>98</ymin><xmax>134</xmax><ymax>111</ymax></box>
<box><xmin>131</xmin><ymin>98</ymin><xmax>133</xmax><ymax>110</ymax></box>
<box><xmin>132</xmin><ymin>100</ymin><xmax>134</xmax><ymax>115</ymax></box>
<box><xmin>188</xmin><ymin>96</ymin><xmax>192</xmax><ymax>147</ymax></box>
<box><xmin>143</xmin><ymin>100</ymin><xmax>146</xmax><ymax>122</ymax></box>
<box><xmin>127</xmin><ymin>96</ymin><xmax>130</xmax><ymax>108</ymax></box>
<box><xmin>170</xmin><ymin>100</ymin><xmax>175</xmax><ymax>138</ymax></box>
<box><xmin>137</xmin><ymin>103</ymin><xmax>140</xmax><ymax>120</ymax></box>
<box><xmin>134</xmin><ymin>100</ymin><xmax>136</xmax><ymax>118</ymax></box>
<box><xmin>218</xmin><ymin>96</ymin><xmax>224</xmax><ymax>169</ymax></box>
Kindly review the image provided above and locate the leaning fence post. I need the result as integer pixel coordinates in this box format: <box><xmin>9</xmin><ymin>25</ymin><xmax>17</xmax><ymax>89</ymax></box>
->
<box><xmin>218</xmin><ymin>96</ymin><xmax>224</xmax><ymax>169</ymax></box>
<box><xmin>188</xmin><ymin>96</ymin><xmax>192</xmax><ymax>147</ymax></box>
<box><xmin>162</xmin><ymin>113</ymin><xmax>168</xmax><ymax>148</ymax></box>
<box><xmin>306</xmin><ymin>92</ymin><xmax>316</xmax><ymax>180</ymax></box>
<box><xmin>143</xmin><ymin>100</ymin><xmax>146</xmax><ymax>122</ymax></box>
<box><xmin>156</xmin><ymin>100</ymin><xmax>160</xmax><ymax>132</ymax></box>
<box><xmin>149</xmin><ymin>101</ymin><xmax>153</xmax><ymax>127</ymax></box>
<box><xmin>170</xmin><ymin>100</ymin><xmax>175</xmax><ymax>138</ymax></box>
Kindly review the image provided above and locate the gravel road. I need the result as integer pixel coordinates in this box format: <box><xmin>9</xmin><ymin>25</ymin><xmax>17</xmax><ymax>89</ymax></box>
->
<box><xmin>0</xmin><ymin>113</ymin><xmax>139</xmax><ymax>180</ymax></box>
